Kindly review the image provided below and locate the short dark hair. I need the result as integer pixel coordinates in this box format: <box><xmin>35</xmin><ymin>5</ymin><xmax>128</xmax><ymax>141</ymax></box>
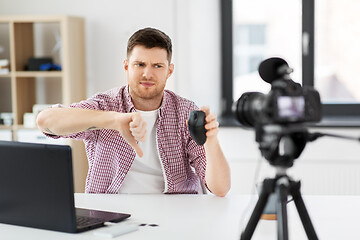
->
<box><xmin>127</xmin><ymin>27</ymin><xmax>172</xmax><ymax>62</ymax></box>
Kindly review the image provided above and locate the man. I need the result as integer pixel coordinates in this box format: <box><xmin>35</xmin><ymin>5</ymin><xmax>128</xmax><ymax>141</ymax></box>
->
<box><xmin>36</xmin><ymin>28</ymin><xmax>230</xmax><ymax>197</ymax></box>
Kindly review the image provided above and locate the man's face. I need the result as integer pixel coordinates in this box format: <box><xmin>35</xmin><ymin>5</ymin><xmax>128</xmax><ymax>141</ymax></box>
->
<box><xmin>124</xmin><ymin>45</ymin><xmax>174</xmax><ymax>101</ymax></box>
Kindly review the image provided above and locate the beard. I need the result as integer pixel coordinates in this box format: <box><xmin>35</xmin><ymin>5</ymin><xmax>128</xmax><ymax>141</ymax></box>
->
<box><xmin>129</xmin><ymin>80</ymin><xmax>166</xmax><ymax>101</ymax></box>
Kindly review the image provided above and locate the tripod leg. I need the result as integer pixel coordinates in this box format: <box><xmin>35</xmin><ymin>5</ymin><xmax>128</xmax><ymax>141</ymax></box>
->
<box><xmin>276</xmin><ymin>180</ymin><xmax>289</xmax><ymax>240</ymax></box>
<box><xmin>291</xmin><ymin>181</ymin><xmax>319</xmax><ymax>240</ymax></box>
<box><xmin>241</xmin><ymin>179</ymin><xmax>273</xmax><ymax>240</ymax></box>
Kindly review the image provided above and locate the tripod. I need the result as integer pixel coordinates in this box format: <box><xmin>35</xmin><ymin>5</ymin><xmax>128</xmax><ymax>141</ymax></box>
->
<box><xmin>237</xmin><ymin>123</ymin><xmax>360</xmax><ymax>239</ymax></box>
<box><xmin>240</xmin><ymin>168</ymin><xmax>318</xmax><ymax>240</ymax></box>
<box><xmin>239</xmin><ymin>124</ymin><xmax>360</xmax><ymax>239</ymax></box>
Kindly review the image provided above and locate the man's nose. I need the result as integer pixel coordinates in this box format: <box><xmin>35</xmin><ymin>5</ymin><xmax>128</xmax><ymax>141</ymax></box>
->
<box><xmin>142</xmin><ymin>66</ymin><xmax>153</xmax><ymax>79</ymax></box>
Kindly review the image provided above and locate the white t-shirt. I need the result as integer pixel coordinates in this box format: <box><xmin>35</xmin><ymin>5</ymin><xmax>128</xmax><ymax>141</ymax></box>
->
<box><xmin>118</xmin><ymin>109</ymin><xmax>165</xmax><ymax>194</ymax></box>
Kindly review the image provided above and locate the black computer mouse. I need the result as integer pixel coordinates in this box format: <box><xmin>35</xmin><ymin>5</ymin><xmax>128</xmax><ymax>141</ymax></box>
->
<box><xmin>188</xmin><ymin>111</ymin><xmax>207</xmax><ymax>145</ymax></box>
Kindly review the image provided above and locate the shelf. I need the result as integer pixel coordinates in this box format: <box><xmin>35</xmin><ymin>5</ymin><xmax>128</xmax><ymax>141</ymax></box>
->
<box><xmin>0</xmin><ymin>73</ymin><xmax>11</xmax><ymax>78</ymax></box>
<box><xmin>0</xmin><ymin>124</ymin><xmax>42</xmax><ymax>131</ymax></box>
<box><xmin>0</xmin><ymin>15</ymin><xmax>87</xmax><ymax>193</ymax></box>
<box><xmin>0</xmin><ymin>15</ymin><xmax>73</xmax><ymax>23</ymax></box>
<box><xmin>0</xmin><ymin>72</ymin><xmax>63</xmax><ymax>78</ymax></box>
<box><xmin>12</xmin><ymin>125</ymin><xmax>38</xmax><ymax>130</ymax></box>
<box><xmin>15</xmin><ymin>71</ymin><xmax>63</xmax><ymax>78</ymax></box>
<box><xmin>0</xmin><ymin>125</ymin><xmax>13</xmax><ymax>130</ymax></box>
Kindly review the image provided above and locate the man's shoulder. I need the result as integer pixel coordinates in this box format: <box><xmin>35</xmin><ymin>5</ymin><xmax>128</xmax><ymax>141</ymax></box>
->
<box><xmin>163</xmin><ymin>89</ymin><xmax>198</xmax><ymax>117</ymax></box>
<box><xmin>164</xmin><ymin>89</ymin><xmax>196</xmax><ymax>107</ymax></box>
<box><xmin>92</xmin><ymin>86</ymin><xmax>125</xmax><ymax>101</ymax></box>
<box><xmin>85</xmin><ymin>86</ymin><xmax>130</xmax><ymax>111</ymax></box>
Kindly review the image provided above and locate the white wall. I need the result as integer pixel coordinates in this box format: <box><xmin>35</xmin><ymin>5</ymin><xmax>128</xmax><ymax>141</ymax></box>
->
<box><xmin>1</xmin><ymin>0</ymin><xmax>360</xmax><ymax>195</ymax></box>
<box><xmin>174</xmin><ymin>0</ymin><xmax>221</xmax><ymax>112</ymax></box>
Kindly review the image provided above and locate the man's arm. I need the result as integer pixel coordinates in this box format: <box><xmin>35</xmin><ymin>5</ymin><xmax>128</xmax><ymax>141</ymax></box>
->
<box><xmin>36</xmin><ymin>107</ymin><xmax>146</xmax><ymax>157</ymax></box>
<box><xmin>201</xmin><ymin>106</ymin><xmax>231</xmax><ymax>197</ymax></box>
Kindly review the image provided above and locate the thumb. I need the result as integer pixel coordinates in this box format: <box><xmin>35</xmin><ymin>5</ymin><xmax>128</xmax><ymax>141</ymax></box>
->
<box><xmin>128</xmin><ymin>138</ymin><xmax>144</xmax><ymax>158</ymax></box>
<box><xmin>128</xmin><ymin>112</ymin><xmax>144</xmax><ymax>157</ymax></box>
<box><xmin>134</xmin><ymin>144</ymin><xmax>144</xmax><ymax>158</ymax></box>
<box><xmin>200</xmin><ymin>106</ymin><xmax>210</xmax><ymax>116</ymax></box>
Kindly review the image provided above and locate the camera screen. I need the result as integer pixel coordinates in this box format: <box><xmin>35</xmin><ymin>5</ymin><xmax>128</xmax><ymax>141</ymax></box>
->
<box><xmin>277</xmin><ymin>96</ymin><xmax>305</xmax><ymax>119</ymax></box>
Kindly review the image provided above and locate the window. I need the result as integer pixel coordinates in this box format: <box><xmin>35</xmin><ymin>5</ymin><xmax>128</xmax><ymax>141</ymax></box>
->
<box><xmin>221</xmin><ymin>0</ymin><xmax>360</xmax><ymax>126</ymax></box>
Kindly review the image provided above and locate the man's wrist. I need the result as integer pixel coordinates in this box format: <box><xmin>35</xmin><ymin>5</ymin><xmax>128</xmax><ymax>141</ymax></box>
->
<box><xmin>204</xmin><ymin>136</ymin><xmax>219</xmax><ymax>148</ymax></box>
<box><xmin>105</xmin><ymin>111</ymin><xmax>123</xmax><ymax>130</ymax></box>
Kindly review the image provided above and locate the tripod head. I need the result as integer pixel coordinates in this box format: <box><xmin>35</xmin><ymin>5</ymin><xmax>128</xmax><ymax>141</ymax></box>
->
<box><xmin>254</xmin><ymin>124</ymin><xmax>309</xmax><ymax>168</ymax></box>
<box><xmin>254</xmin><ymin>123</ymin><xmax>360</xmax><ymax>168</ymax></box>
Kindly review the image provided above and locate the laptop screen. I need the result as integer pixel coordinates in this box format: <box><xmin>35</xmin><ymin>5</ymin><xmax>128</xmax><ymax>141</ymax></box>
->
<box><xmin>0</xmin><ymin>141</ymin><xmax>77</xmax><ymax>232</ymax></box>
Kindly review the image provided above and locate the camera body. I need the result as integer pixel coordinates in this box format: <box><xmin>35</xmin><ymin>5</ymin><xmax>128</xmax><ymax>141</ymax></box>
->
<box><xmin>233</xmin><ymin>58</ymin><xmax>322</xmax><ymax>128</ymax></box>
<box><xmin>233</xmin><ymin>57</ymin><xmax>322</xmax><ymax>167</ymax></box>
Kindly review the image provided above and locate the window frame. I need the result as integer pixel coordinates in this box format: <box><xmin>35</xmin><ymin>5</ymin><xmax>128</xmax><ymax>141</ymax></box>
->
<box><xmin>220</xmin><ymin>0</ymin><xmax>360</xmax><ymax>127</ymax></box>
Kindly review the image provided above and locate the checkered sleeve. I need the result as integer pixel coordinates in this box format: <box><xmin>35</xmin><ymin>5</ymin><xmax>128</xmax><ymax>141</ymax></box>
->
<box><xmin>43</xmin><ymin>90</ymin><xmax>118</xmax><ymax>141</ymax></box>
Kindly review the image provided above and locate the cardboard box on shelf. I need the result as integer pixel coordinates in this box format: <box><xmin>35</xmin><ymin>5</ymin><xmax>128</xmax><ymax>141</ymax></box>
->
<box><xmin>0</xmin><ymin>59</ymin><xmax>10</xmax><ymax>74</ymax></box>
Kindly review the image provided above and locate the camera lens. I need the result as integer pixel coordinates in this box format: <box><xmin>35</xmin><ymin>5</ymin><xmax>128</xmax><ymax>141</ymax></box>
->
<box><xmin>232</xmin><ymin>92</ymin><xmax>265</xmax><ymax>127</ymax></box>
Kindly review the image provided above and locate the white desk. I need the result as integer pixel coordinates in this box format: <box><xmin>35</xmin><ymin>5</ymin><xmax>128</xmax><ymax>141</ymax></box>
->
<box><xmin>0</xmin><ymin>193</ymin><xmax>360</xmax><ymax>240</ymax></box>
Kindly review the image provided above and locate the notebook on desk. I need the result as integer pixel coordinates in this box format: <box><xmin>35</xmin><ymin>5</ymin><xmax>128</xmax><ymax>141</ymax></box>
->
<box><xmin>0</xmin><ymin>140</ymin><xmax>130</xmax><ymax>233</ymax></box>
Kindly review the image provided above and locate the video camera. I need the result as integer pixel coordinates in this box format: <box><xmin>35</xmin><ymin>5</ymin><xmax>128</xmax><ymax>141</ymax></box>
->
<box><xmin>232</xmin><ymin>57</ymin><xmax>322</xmax><ymax>128</ymax></box>
<box><xmin>232</xmin><ymin>57</ymin><xmax>322</xmax><ymax>167</ymax></box>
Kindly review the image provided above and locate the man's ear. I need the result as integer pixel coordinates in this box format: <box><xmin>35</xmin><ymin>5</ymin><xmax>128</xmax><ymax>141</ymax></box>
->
<box><xmin>167</xmin><ymin>63</ymin><xmax>174</xmax><ymax>79</ymax></box>
<box><xmin>124</xmin><ymin>59</ymin><xmax>129</xmax><ymax>71</ymax></box>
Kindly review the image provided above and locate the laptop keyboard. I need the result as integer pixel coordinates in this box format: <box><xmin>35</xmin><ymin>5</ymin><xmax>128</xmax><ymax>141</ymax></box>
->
<box><xmin>76</xmin><ymin>216</ymin><xmax>104</xmax><ymax>227</ymax></box>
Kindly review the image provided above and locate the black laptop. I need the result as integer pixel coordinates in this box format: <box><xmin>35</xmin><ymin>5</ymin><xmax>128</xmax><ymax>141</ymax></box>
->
<box><xmin>0</xmin><ymin>140</ymin><xmax>130</xmax><ymax>233</ymax></box>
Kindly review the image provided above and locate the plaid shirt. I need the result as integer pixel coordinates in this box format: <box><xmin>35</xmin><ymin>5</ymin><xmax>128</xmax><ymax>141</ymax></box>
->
<box><xmin>47</xmin><ymin>86</ymin><xmax>207</xmax><ymax>194</ymax></box>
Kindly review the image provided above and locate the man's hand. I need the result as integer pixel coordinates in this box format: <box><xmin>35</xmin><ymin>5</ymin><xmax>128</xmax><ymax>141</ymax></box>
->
<box><xmin>199</xmin><ymin>106</ymin><xmax>231</xmax><ymax>197</ymax></box>
<box><xmin>200</xmin><ymin>106</ymin><xmax>219</xmax><ymax>142</ymax></box>
<box><xmin>115</xmin><ymin>112</ymin><xmax>147</xmax><ymax>157</ymax></box>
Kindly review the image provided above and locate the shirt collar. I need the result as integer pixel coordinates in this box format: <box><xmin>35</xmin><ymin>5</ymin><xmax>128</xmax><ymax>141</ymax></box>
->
<box><xmin>158</xmin><ymin>91</ymin><xmax>168</xmax><ymax>118</ymax></box>
<box><xmin>123</xmin><ymin>85</ymin><xmax>136</xmax><ymax>113</ymax></box>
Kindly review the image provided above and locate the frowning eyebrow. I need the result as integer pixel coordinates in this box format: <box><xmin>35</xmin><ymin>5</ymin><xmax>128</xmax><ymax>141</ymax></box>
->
<box><xmin>132</xmin><ymin>61</ymin><xmax>166</xmax><ymax>66</ymax></box>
